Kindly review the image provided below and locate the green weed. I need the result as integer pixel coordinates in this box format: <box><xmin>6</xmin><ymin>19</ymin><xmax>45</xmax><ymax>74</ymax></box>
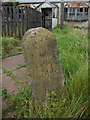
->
<box><xmin>17</xmin><ymin>64</ymin><xmax>26</xmax><ymax>68</ymax></box>
<box><xmin>7</xmin><ymin>87</ymin><xmax>33</xmax><ymax>118</ymax></box>
<box><xmin>3</xmin><ymin>69</ymin><xmax>20</xmax><ymax>83</ymax></box>
<box><xmin>2</xmin><ymin>89</ymin><xmax>10</xmax><ymax>99</ymax></box>
<box><xmin>2</xmin><ymin>37</ymin><xmax>22</xmax><ymax>58</ymax></box>
<box><xmin>2</xmin><ymin>89</ymin><xmax>7</xmax><ymax>98</ymax></box>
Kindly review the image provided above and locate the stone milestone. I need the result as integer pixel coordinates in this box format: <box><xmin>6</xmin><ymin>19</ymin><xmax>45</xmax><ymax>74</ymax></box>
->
<box><xmin>22</xmin><ymin>27</ymin><xmax>65</xmax><ymax>102</ymax></box>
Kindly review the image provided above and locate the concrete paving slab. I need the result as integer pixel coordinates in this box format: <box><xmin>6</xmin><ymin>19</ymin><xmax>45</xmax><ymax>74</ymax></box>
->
<box><xmin>12</xmin><ymin>67</ymin><xmax>30</xmax><ymax>86</ymax></box>
<box><xmin>2</xmin><ymin>99</ymin><xmax>8</xmax><ymax>111</ymax></box>
<box><xmin>2</xmin><ymin>54</ymin><xmax>25</xmax><ymax>70</ymax></box>
<box><xmin>2</xmin><ymin>74</ymin><xmax>20</xmax><ymax>95</ymax></box>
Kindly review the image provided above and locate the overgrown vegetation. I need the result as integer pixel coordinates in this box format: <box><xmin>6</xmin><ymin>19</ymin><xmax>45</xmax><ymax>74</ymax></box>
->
<box><xmin>2</xmin><ymin>37</ymin><xmax>22</xmax><ymax>58</ymax></box>
<box><xmin>2</xmin><ymin>25</ymin><xmax>88</xmax><ymax>118</ymax></box>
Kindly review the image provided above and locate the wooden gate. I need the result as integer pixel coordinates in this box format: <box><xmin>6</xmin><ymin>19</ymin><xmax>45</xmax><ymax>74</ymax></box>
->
<box><xmin>2</xmin><ymin>6</ymin><xmax>42</xmax><ymax>38</ymax></box>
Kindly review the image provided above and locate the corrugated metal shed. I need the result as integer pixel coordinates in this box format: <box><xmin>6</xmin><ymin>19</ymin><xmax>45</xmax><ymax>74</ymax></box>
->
<box><xmin>18</xmin><ymin>3</ymin><xmax>31</xmax><ymax>6</ymax></box>
<box><xmin>64</xmin><ymin>2</ymin><xmax>88</xmax><ymax>8</ymax></box>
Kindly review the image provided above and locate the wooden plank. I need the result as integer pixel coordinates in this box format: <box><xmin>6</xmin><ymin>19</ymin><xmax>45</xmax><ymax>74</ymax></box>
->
<box><xmin>35</xmin><ymin>11</ymin><xmax>38</xmax><ymax>27</ymax></box>
<box><xmin>28</xmin><ymin>7</ymin><xmax>32</xmax><ymax>29</ymax></box>
<box><xmin>3</xmin><ymin>6</ymin><xmax>6</xmax><ymax>36</ymax></box>
<box><xmin>2</xmin><ymin>5</ymin><xmax>42</xmax><ymax>38</ymax></box>
<box><xmin>9</xmin><ymin>6</ymin><xmax>13</xmax><ymax>36</ymax></box>
<box><xmin>27</xmin><ymin>6</ymin><xmax>29</xmax><ymax>29</ymax></box>
<box><xmin>5</xmin><ymin>6</ymin><xmax>9</xmax><ymax>36</ymax></box>
<box><xmin>12</xmin><ymin>6</ymin><xmax>14</xmax><ymax>37</ymax></box>
<box><xmin>13</xmin><ymin>5</ymin><xmax>17</xmax><ymax>37</ymax></box>
<box><xmin>37</xmin><ymin>11</ymin><xmax>41</xmax><ymax>27</ymax></box>
<box><xmin>21</xmin><ymin>6</ymin><xmax>24</xmax><ymax>36</ymax></box>
<box><xmin>31</xmin><ymin>8</ymin><xmax>34</xmax><ymax>28</ymax></box>
<box><xmin>31</xmin><ymin>9</ymin><xmax>34</xmax><ymax>28</ymax></box>
<box><xmin>23</xmin><ymin>7</ymin><xmax>25</xmax><ymax>35</ymax></box>
<box><xmin>17</xmin><ymin>6</ymin><xmax>21</xmax><ymax>38</ymax></box>
<box><xmin>25</xmin><ymin>6</ymin><xmax>28</xmax><ymax>31</ymax></box>
<box><xmin>33</xmin><ymin>9</ymin><xmax>36</xmax><ymax>28</ymax></box>
<box><xmin>2</xmin><ymin>7</ymin><xmax>4</xmax><ymax>36</ymax></box>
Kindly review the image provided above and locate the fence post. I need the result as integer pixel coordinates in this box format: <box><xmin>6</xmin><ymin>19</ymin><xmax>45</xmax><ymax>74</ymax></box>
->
<box><xmin>9</xmin><ymin>6</ymin><xmax>13</xmax><ymax>36</ymax></box>
<box><xmin>6</xmin><ymin>6</ymin><xmax>9</xmax><ymax>36</ymax></box>
<box><xmin>13</xmin><ymin>3</ymin><xmax>17</xmax><ymax>37</ymax></box>
<box><xmin>17</xmin><ymin>6</ymin><xmax>21</xmax><ymax>38</ymax></box>
<box><xmin>21</xmin><ymin>6</ymin><xmax>24</xmax><ymax>36</ymax></box>
<box><xmin>27</xmin><ymin>6</ymin><xmax>29</xmax><ymax>30</ymax></box>
<box><xmin>2</xmin><ymin>6</ymin><xmax>4</xmax><ymax>36</ymax></box>
<box><xmin>25</xmin><ymin>6</ymin><xmax>28</xmax><ymax>31</ymax></box>
<box><xmin>60</xmin><ymin>0</ymin><xmax>64</xmax><ymax>29</ymax></box>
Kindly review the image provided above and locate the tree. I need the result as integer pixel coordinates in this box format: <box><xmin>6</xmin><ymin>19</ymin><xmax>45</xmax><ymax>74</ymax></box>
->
<box><xmin>5</xmin><ymin>0</ymin><xmax>19</xmax><ymax>6</ymax></box>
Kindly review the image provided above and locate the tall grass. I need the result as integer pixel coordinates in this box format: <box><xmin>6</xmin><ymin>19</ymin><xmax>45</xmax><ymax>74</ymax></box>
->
<box><xmin>4</xmin><ymin>25</ymin><xmax>88</xmax><ymax>118</ymax></box>
<box><xmin>52</xmin><ymin>25</ymin><xmax>88</xmax><ymax>118</ymax></box>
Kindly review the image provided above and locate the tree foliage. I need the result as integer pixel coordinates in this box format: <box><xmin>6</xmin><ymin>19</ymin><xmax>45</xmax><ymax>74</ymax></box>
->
<box><xmin>2</xmin><ymin>0</ymin><xmax>19</xmax><ymax>6</ymax></box>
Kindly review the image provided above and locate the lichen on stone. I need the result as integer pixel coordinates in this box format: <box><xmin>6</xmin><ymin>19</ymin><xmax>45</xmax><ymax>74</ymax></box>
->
<box><xmin>22</xmin><ymin>27</ymin><xmax>65</xmax><ymax>103</ymax></box>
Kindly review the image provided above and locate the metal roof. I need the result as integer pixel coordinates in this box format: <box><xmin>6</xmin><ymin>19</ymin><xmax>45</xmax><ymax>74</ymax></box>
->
<box><xmin>64</xmin><ymin>2</ymin><xmax>88</xmax><ymax>8</ymax></box>
<box><xmin>2</xmin><ymin>0</ymin><xmax>89</xmax><ymax>3</ymax></box>
<box><xmin>19</xmin><ymin>0</ymin><xmax>89</xmax><ymax>3</ymax></box>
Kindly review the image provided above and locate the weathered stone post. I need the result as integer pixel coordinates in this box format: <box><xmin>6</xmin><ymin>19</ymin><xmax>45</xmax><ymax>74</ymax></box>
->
<box><xmin>22</xmin><ymin>27</ymin><xmax>65</xmax><ymax>102</ymax></box>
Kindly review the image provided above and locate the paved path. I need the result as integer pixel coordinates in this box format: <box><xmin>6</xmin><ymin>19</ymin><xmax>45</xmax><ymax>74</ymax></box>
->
<box><xmin>2</xmin><ymin>54</ymin><xmax>25</xmax><ymax>70</ymax></box>
<box><xmin>2</xmin><ymin>54</ymin><xmax>30</xmax><ymax>116</ymax></box>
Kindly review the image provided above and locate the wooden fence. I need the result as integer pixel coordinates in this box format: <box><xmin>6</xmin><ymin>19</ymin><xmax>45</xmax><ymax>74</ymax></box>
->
<box><xmin>2</xmin><ymin>6</ymin><xmax>42</xmax><ymax>38</ymax></box>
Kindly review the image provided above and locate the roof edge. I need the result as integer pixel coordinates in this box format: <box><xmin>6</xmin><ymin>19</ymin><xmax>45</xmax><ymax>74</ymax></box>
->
<box><xmin>19</xmin><ymin>1</ymin><xmax>89</xmax><ymax>4</ymax></box>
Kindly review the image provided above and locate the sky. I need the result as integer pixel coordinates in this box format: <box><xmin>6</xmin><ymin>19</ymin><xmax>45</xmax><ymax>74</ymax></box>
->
<box><xmin>1</xmin><ymin>0</ymin><xmax>89</xmax><ymax>2</ymax></box>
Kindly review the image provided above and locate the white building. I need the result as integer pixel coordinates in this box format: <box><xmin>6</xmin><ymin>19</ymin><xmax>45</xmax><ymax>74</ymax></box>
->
<box><xmin>36</xmin><ymin>0</ymin><xmax>59</xmax><ymax>29</ymax></box>
<box><xmin>18</xmin><ymin>0</ymin><xmax>89</xmax><ymax>28</ymax></box>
